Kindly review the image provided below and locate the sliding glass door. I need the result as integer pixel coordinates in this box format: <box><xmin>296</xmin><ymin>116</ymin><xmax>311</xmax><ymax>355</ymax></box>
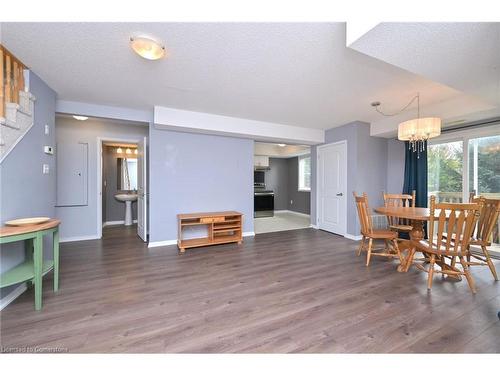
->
<box><xmin>428</xmin><ymin>127</ymin><xmax>500</xmax><ymax>252</ymax></box>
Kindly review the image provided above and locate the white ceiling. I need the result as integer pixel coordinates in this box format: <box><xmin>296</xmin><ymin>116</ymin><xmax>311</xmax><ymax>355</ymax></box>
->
<box><xmin>1</xmin><ymin>22</ymin><xmax>472</xmax><ymax>133</ymax></box>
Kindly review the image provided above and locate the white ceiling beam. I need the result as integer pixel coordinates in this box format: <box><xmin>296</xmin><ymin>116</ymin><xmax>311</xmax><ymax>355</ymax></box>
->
<box><xmin>154</xmin><ymin>106</ymin><xmax>325</xmax><ymax>145</ymax></box>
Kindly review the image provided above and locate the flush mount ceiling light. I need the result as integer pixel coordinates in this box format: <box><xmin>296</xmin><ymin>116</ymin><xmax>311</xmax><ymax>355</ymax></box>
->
<box><xmin>130</xmin><ymin>36</ymin><xmax>166</xmax><ymax>60</ymax></box>
<box><xmin>73</xmin><ymin>115</ymin><xmax>88</xmax><ymax>121</ymax></box>
<box><xmin>277</xmin><ymin>144</ymin><xmax>286</xmax><ymax>147</ymax></box>
<box><xmin>371</xmin><ymin>94</ymin><xmax>441</xmax><ymax>158</ymax></box>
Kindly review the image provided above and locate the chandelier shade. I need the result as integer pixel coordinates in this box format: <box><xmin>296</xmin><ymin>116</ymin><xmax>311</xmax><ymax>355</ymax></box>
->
<box><xmin>398</xmin><ymin>117</ymin><xmax>441</xmax><ymax>141</ymax></box>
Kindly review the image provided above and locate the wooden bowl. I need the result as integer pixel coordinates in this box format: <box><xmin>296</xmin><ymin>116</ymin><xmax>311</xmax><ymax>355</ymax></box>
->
<box><xmin>5</xmin><ymin>217</ymin><xmax>51</xmax><ymax>226</ymax></box>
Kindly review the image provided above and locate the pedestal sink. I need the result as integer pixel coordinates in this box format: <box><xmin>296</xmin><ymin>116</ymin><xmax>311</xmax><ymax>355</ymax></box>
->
<box><xmin>115</xmin><ymin>193</ymin><xmax>138</xmax><ymax>226</ymax></box>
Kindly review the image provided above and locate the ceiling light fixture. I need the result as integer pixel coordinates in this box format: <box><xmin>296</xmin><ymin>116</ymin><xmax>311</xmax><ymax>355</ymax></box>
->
<box><xmin>130</xmin><ymin>35</ymin><xmax>166</xmax><ymax>60</ymax></box>
<box><xmin>73</xmin><ymin>115</ymin><xmax>88</xmax><ymax>121</ymax></box>
<box><xmin>277</xmin><ymin>144</ymin><xmax>286</xmax><ymax>147</ymax></box>
<box><xmin>371</xmin><ymin>94</ymin><xmax>441</xmax><ymax>158</ymax></box>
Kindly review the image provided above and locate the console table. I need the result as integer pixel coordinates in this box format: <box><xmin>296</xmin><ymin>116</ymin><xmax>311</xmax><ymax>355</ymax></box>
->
<box><xmin>177</xmin><ymin>211</ymin><xmax>243</xmax><ymax>253</ymax></box>
<box><xmin>0</xmin><ymin>219</ymin><xmax>60</xmax><ymax>310</ymax></box>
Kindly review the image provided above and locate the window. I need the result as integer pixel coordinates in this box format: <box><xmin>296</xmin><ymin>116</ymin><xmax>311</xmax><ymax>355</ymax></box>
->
<box><xmin>428</xmin><ymin>140</ymin><xmax>463</xmax><ymax>203</ymax></box>
<box><xmin>428</xmin><ymin>127</ymin><xmax>500</xmax><ymax>252</ymax></box>
<box><xmin>298</xmin><ymin>154</ymin><xmax>311</xmax><ymax>191</ymax></box>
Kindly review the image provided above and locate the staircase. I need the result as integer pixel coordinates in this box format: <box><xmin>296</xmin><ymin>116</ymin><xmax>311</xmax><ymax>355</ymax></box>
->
<box><xmin>0</xmin><ymin>45</ymin><xmax>36</xmax><ymax>163</ymax></box>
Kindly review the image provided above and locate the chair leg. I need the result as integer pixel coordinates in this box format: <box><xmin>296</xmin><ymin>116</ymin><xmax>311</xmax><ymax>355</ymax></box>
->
<box><xmin>393</xmin><ymin>239</ymin><xmax>403</xmax><ymax>264</ymax></box>
<box><xmin>366</xmin><ymin>238</ymin><xmax>373</xmax><ymax>267</ymax></box>
<box><xmin>357</xmin><ymin>236</ymin><xmax>366</xmax><ymax>256</ymax></box>
<box><xmin>459</xmin><ymin>256</ymin><xmax>477</xmax><ymax>294</ymax></box>
<box><xmin>481</xmin><ymin>245</ymin><xmax>499</xmax><ymax>281</ymax></box>
<box><xmin>427</xmin><ymin>254</ymin><xmax>436</xmax><ymax>290</ymax></box>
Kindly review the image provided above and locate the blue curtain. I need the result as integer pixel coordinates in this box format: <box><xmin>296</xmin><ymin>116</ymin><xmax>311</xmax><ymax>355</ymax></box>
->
<box><xmin>402</xmin><ymin>141</ymin><xmax>428</xmax><ymax>208</ymax></box>
<box><xmin>402</xmin><ymin>141</ymin><xmax>428</xmax><ymax>238</ymax></box>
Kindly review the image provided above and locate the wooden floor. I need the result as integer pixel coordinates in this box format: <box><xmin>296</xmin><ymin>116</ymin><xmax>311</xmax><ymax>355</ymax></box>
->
<box><xmin>1</xmin><ymin>226</ymin><xmax>499</xmax><ymax>353</ymax></box>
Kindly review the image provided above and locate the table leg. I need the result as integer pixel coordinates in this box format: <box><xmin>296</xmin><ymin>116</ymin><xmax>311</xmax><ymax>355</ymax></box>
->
<box><xmin>33</xmin><ymin>232</ymin><xmax>43</xmax><ymax>311</ymax></box>
<box><xmin>53</xmin><ymin>229</ymin><xmax>59</xmax><ymax>292</ymax></box>
<box><xmin>397</xmin><ymin>219</ymin><xmax>425</xmax><ymax>272</ymax></box>
<box><xmin>25</xmin><ymin>238</ymin><xmax>34</xmax><ymax>288</ymax></box>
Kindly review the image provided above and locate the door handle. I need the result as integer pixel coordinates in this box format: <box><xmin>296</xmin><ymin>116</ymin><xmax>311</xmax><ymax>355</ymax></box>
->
<box><xmin>336</xmin><ymin>192</ymin><xmax>343</xmax><ymax>196</ymax></box>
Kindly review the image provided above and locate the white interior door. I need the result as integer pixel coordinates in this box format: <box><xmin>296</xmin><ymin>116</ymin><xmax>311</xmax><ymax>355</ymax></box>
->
<box><xmin>137</xmin><ymin>136</ymin><xmax>147</xmax><ymax>242</ymax></box>
<box><xmin>317</xmin><ymin>142</ymin><xmax>347</xmax><ymax>235</ymax></box>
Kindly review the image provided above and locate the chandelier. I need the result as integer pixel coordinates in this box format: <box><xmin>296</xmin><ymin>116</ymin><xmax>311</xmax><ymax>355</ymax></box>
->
<box><xmin>371</xmin><ymin>94</ymin><xmax>442</xmax><ymax>158</ymax></box>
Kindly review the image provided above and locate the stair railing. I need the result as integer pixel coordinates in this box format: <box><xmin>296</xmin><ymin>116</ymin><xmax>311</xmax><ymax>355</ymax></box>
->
<box><xmin>1</xmin><ymin>45</ymin><xmax>27</xmax><ymax>118</ymax></box>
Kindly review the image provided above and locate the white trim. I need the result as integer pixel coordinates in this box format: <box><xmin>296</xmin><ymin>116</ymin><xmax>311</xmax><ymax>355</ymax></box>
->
<box><xmin>148</xmin><ymin>232</ymin><xmax>255</xmax><ymax>248</ymax></box>
<box><xmin>148</xmin><ymin>239</ymin><xmax>177</xmax><ymax>248</ymax></box>
<box><xmin>154</xmin><ymin>106</ymin><xmax>324</xmax><ymax>145</ymax></box>
<box><xmin>344</xmin><ymin>233</ymin><xmax>363</xmax><ymax>241</ymax></box>
<box><xmin>316</xmin><ymin>140</ymin><xmax>348</xmax><ymax>237</ymax></box>
<box><xmin>97</xmin><ymin>136</ymin><xmax>143</xmax><ymax>240</ymax></box>
<box><xmin>0</xmin><ymin>283</ymin><xmax>27</xmax><ymax>311</ymax></box>
<box><xmin>60</xmin><ymin>234</ymin><xmax>100</xmax><ymax>243</ymax></box>
<box><xmin>311</xmin><ymin>224</ymin><xmax>319</xmax><ymax>229</ymax></box>
<box><xmin>103</xmin><ymin>220</ymin><xmax>138</xmax><ymax>227</ymax></box>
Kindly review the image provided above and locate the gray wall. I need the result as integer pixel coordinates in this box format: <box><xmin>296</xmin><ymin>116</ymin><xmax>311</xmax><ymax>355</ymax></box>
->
<box><xmin>311</xmin><ymin>121</ymin><xmax>389</xmax><ymax>236</ymax></box>
<box><xmin>103</xmin><ymin>145</ymin><xmax>138</xmax><ymax>223</ymax></box>
<box><xmin>55</xmin><ymin>117</ymin><xmax>148</xmax><ymax>240</ymax></box>
<box><xmin>287</xmin><ymin>157</ymin><xmax>311</xmax><ymax>214</ymax></box>
<box><xmin>386</xmin><ymin>138</ymin><xmax>405</xmax><ymax>194</ymax></box>
<box><xmin>264</xmin><ymin>158</ymin><xmax>288</xmax><ymax>210</ymax></box>
<box><xmin>149</xmin><ymin>126</ymin><xmax>254</xmax><ymax>243</ymax></box>
<box><xmin>0</xmin><ymin>72</ymin><xmax>56</xmax><ymax>299</ymax></box>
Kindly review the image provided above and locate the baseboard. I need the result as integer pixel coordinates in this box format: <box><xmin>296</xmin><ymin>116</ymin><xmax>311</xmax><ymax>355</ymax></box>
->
<box><xmin>0</xmin><ymin>283</ymin><xmax>27</xmax><ymax>311</ymax></box>
<box><xmin>311</xmin><ymin>224</ymin><xmax>319</xmax><ymax>229</ymax></box>
<box><xmin>103</xmin><ymin>220</ymin><xmax>137</xmax><ymax>227</ymax></box>
<box><xmin>148</xmin><ymin>232</ymin><xmax>255</xmax><ymax>248</ymax></box>
<box><xmin>59</xmin><ymin>234</ymin><xmax>100</xmax><ymax>243</ymax></box>
<box><xmin>148</xmin><ymin>239</ymin><xmax>178</xmax><ymax>248</ymax></box>
<box><xmin>344</xmin><ymin>233</ymin><xmax>363</xmax><ymax>241</ymax></box>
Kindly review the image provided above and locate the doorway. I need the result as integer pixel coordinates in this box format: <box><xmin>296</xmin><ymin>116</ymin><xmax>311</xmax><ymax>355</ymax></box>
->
<box><xmin>98</xmin><ymin>137</ymin><xmax>147</xmax><ymax>242</ymax></box>
<box><xmin>317</xmin><ymin>141</ymin><xmax>347</xmax><ymax>236</ymax></box>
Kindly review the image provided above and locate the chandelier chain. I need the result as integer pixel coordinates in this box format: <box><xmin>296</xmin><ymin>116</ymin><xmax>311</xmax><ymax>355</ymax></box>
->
<box><xmin>374</xmin><ymin>94</ymin><xmax>420</xmax><ymax>117</ymax></box>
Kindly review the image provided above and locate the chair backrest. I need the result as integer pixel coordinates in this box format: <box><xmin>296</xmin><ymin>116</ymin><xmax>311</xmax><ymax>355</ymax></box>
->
<box><xmin>353</xmin><ymin>192</ymin><xmax>373</xmax><ymax>235</ymax></box>
<box><xmin>428</xmin><ymin>195</ymin><xmax>482</xmax><ymax>255</ymax></box>
<box><xmin>383</xmin><ymin>190</ymin><xmax>416</xmax><ymax>227</ymax></box>
<box><xmin>470</xmin><ymin>196</ymin><xmax>500</xmax><ymax>244</ymax></box>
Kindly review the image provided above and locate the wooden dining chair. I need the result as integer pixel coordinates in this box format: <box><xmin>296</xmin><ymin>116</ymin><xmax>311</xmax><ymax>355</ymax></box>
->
<box><xmin>382</xmin><ymin>190</ymin><xmax>416</xmax><ymax>234</ymax></box>
<box><xmin>353</xmin><ymin>192</ymin><xmax>403</xmax><ymax>267</ymax></box>
<box><xmin>464</xmin><ymin>196</ymin><xmax>500</xmax><ymax>281</ymax></box>
<box><xmin>414</xmin><ymin>195</ymin><xmax>482</xmax><ymax>293</ymax></box>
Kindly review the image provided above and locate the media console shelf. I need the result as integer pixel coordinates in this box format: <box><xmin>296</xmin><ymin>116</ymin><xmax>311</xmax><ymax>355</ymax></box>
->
<box><xmin>177</xmin><ymin>211</ymin><xmax>243</xmax><ymax>253</ymax></box>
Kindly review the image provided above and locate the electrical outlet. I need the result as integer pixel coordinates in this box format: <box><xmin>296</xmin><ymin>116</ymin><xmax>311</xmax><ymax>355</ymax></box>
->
<box><xmin>290</xmin><ymin>200</ymin><xmax>293</xmax><ymax>205</ymax></box>
<box><xmin>42</xmin><ymin>164</ymin><xmax>50</xmax><ymax>174</ymax></box>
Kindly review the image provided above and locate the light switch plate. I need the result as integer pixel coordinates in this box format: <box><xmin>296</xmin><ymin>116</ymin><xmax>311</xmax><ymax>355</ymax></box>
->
<box><xmin>45</xmin><ymin>124</ymin><xmax>50</xmax><ymax>135</ymax></box>
<box><xmin>43</xmin><ymin>164</ymin><xmax>50</xmax><ymax>174</ymax></box>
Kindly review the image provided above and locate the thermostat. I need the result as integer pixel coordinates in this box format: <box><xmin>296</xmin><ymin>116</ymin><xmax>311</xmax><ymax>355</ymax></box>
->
<box><xmin>44</xmin><ymin>146</ymin><xmax>54</xmax><ymax>155</ymax></box>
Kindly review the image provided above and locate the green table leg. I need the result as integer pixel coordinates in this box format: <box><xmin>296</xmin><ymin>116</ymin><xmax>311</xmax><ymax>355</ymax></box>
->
<box><xmin>25</xmin><ymin>238</ymin><xmax>34</xmax><ymax>288</ymax></box>
<box><xmin>53</xmin><ymin>229</ymin><xmax>59</xmax><ymax>292</ymax></box>
<box><xmin>34</xmin><ymin>232</ymin><xmax>43</xmax><ymax>311</ymax></box>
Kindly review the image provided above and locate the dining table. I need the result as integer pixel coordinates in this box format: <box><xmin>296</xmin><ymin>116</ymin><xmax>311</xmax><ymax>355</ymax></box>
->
<box><xmin>373</xmin><ymin>206</ymin><xmax>461</xmax><ymax>279</ymax></box>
